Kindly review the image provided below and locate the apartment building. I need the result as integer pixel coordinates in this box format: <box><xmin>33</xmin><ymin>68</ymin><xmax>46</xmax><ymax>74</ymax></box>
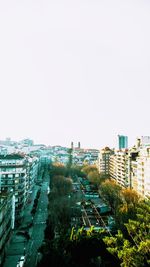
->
<box><xmin>97</xmin><ymin>147</ymin><xmax>114</xmax><ymax>175</ymax></box>
<box><xmin>0</xmin><ymin>154</ymin><xmax>28</xmax><ymax>224</ymax></box>
<box><xmin>109</xmin><ymin>153</ymin><xmax>117</xmax><ymax>180</ymax></box>
<box><xmin>73</xmin><ymin>148</ymin><xmax>99</xmax><ymax>166</ymax></box>
<box><xmin>109</xmin><ymin>143</ymin><xmax>150</xmax><ymax>198</ymax></box>
<box><xmin>0</xmin><ymin>153</ymin><xmax>41</xmax><ymax>223</ymax></box>
<box><xmin>109</xmin><ymin>149</ymin><xmax>130</xmax><ymax>188</ymax></box>
<box><xmin>130</xmin><ymin>159</ymin><xmax>138</xmax><ymax>191</ymax></box>
<box><xmin>97</xmin><ymin>137</ymin><xmax>150</xmax><ymax>198</ymax></box>
<box><xmin>27</xmin><ymin>156</ymin><xmax>39</xmax><ymax>190</ymax></box>
<box><xmin>133</xmin><ymin>147</ymin><xmax>150</xmax><ymax>198</ymax></box>
<box><xmin>0</xmin><ymin>192</ymin><xmax>15</xmax><ymax>265</ymax></box>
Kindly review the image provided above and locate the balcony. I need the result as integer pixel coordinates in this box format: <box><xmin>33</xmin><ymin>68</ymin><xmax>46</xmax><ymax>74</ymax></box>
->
<box><xmin>0</xmin><ymin>169</ymin><xmax>26</xmax><ymax>174</ymax></box>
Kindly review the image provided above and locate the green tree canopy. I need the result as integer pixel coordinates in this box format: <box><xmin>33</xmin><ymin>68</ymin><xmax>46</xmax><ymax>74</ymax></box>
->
<box><xmin>104</xmin><ymin>200</ymin><xmax>150</xmax><ymax>267</ymax></box>
<box><xmin>52</xmin><ymin>175</ymin><xmax>73</xmax><ymax>196</ymax></box>
<box><xmin>87</xmin><ymin>170</ymin><xmax>100</xmax><ymax>187</ymax></box>
<box><xmin>99</xmin><ymin>180</ymin><xmax>122</xmax><ymax>213</ymax></box>
<box><xmin>82</xmin><ymin>165</ymin><xmax>98</xmax><ymax>176</ymax></box>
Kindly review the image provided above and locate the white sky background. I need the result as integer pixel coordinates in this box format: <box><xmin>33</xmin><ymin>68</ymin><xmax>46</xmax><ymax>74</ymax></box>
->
<box><xmin>0</xmin><ymin>0</ymin><xmax>150</xmax><ymax>148</ymax></box>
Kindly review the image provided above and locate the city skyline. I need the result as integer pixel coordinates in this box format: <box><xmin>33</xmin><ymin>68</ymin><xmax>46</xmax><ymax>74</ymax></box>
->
<box><xmin>0</xmin><ymin>1</ymin><xmax>150</xmax><ymax>148</ymax></box>
<box><xmin>0</xmin><ymin>134</ymin><xmax>150</xmax><ymax>151</ymax></box>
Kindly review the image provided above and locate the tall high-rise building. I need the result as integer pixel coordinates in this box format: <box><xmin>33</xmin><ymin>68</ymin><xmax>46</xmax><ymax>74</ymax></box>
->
<box><xmin>71</xmin><ymin>142</ymin><xmax>74</xmax><ymax>150</ymax></box>
<box><xmin>78</xmin><ymin>142</ymin><xmax>81</xmax><ymax>149</ymax></box>
<box><xmin>118</xmin><ymin>135</ymin><xmax>128</xmax><ymax>150</ymax></box>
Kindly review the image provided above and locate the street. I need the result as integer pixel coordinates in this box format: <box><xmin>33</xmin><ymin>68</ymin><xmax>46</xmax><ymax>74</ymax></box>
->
<box><xmin>25</xmin><ymin>179</ymin><xmax>49</xmax><ymax>267</ymax></box>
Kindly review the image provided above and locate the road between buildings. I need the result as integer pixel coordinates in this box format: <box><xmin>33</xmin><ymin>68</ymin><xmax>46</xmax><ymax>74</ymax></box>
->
<box><xmin>24</xmin><ymin>173</ymin><xmax>49</xmax><ymax>267</ymax></box>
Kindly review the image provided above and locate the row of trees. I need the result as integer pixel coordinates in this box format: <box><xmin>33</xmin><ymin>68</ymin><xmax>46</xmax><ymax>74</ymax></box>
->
<box><xmin>38</xmin><ymin>163</ymin><xmax>119</xmax><ymax>266</ymax></box>
<box><xmin>67</xmin><ymin>199</ymin><xmax>150</xmax><ymax>267</ymax></box>
<box><xmin>38</xmin><ymin>163</ymin><xmax>150</xmax><ymax>267</ymax></box>
<box><xmin>81</xmin><ymin>164</ymin><xmax>140</xmax><ymax>228</ymax></box>
<box><xmin>81</xmin><ymin>165</ymin><xmax>108</xmax><ymax>188</ymax></box>
<box><xmin>104</xmin><ymin>199</ymin><xmax>150</xmax><ymax>267</ymax></box>
<box><xmin>81</xmin><ymin>164</ymin><xmax>150</xmax><ymax>266</ymax></box>
<box><xmin>38</xmin><ymin>163</ymin><xmax>76</xmax><ymax>266</ymax></box>
<box><xmin>47</xmin><ymin>163</ymin><xmax>75</xmax><ymax>233</ymax></box>
<box><xmin>49</xmin><ymin>162</ymin><xmax>85</xmax><ymax>181</ymax></box>
<box><xmin>31</xmin><ymin>189</ymin><xmax>41</xmax><ymax>215</ymax></box>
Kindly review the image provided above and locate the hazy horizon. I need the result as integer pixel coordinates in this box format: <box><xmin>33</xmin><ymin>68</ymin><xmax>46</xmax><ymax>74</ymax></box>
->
<box><xmin>0</xmin><ymin>134</ymin><xmax>146</xmax><ymax>150</ymax></box>
<box><xmin>0</xmin><ymin>0</ymin><xmax>150</xmax><ymax>149</ymax></box>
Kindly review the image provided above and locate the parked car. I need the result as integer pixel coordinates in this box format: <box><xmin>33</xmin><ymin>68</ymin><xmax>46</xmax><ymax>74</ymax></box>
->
<box><xmin>16</xmin><ymin>256</ymin><xmax>26</xmax><ymax>267</ymax></box>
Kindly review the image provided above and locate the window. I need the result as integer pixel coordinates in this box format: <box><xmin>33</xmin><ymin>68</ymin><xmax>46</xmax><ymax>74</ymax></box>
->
<box><xmin>7</xmin><ymin>180</ymin><xmax>13</xmax><ymax>185</ymax></box>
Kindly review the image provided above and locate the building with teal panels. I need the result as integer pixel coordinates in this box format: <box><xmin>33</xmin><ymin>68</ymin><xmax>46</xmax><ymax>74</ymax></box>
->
<box><xmin>118</xmin><ymin>135</ymin><xmax>128</xmax><ymax>150</ymax></box>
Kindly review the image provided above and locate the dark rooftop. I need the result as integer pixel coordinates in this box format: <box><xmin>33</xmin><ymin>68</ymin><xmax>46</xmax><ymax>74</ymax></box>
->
<box><xmin>0</xmin><ymin>154</ymin><xmax>25</xmax><ymax>160</ymax></box>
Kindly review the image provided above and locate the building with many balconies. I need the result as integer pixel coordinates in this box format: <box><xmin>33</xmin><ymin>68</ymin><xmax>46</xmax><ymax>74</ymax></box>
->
<box><xmin>109</xmin><ymin>139</ymin><xmax>150</xmax><ymax>198</ymax></box>
<box><xmin>0</xmin><ymin>154</ymin><xmax>28</xmax><ymax>224</ymax></box>
<box><xmin>109</xmin><ymin>149</ymin><xmax>130</xmax><ymax>188</ymax></box>
<box><xmin>97</xmin><ymin>147</ymin><xmax>114</xmax><ymax>176</ymax></box>
<box><xmin>132</xmin><ymin>147</ymin><xmax>150</xmax><ymax>198</ymax></box>
<box><xmin>0</xmin><ymin>192</ymin><xmax>15</xmax><ymax>265</ymax></box>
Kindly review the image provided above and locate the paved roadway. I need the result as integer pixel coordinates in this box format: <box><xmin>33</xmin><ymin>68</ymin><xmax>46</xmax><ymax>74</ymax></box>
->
<box><xmin>3</xmin><ymin>235</ymin><xmax>27</xmax><ymax>267</ymax></box>
<box><xmin>24</xmin><ymin>174</ymin><xmax>49</xmax><ymax>267</ymax></box>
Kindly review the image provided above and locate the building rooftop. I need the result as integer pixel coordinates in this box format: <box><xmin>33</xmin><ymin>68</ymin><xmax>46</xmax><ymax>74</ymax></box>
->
<box><xmin>0</xmin><ymin>154</ymin><xmax>25</xmax><ymax>160</ymax></box>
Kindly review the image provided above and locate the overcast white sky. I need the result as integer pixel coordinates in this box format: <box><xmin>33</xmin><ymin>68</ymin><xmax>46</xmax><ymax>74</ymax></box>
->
<box><xmin>0</xmin><ymin>0</ymin><xmax>150</xmax><ymax>148</ymax></box>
